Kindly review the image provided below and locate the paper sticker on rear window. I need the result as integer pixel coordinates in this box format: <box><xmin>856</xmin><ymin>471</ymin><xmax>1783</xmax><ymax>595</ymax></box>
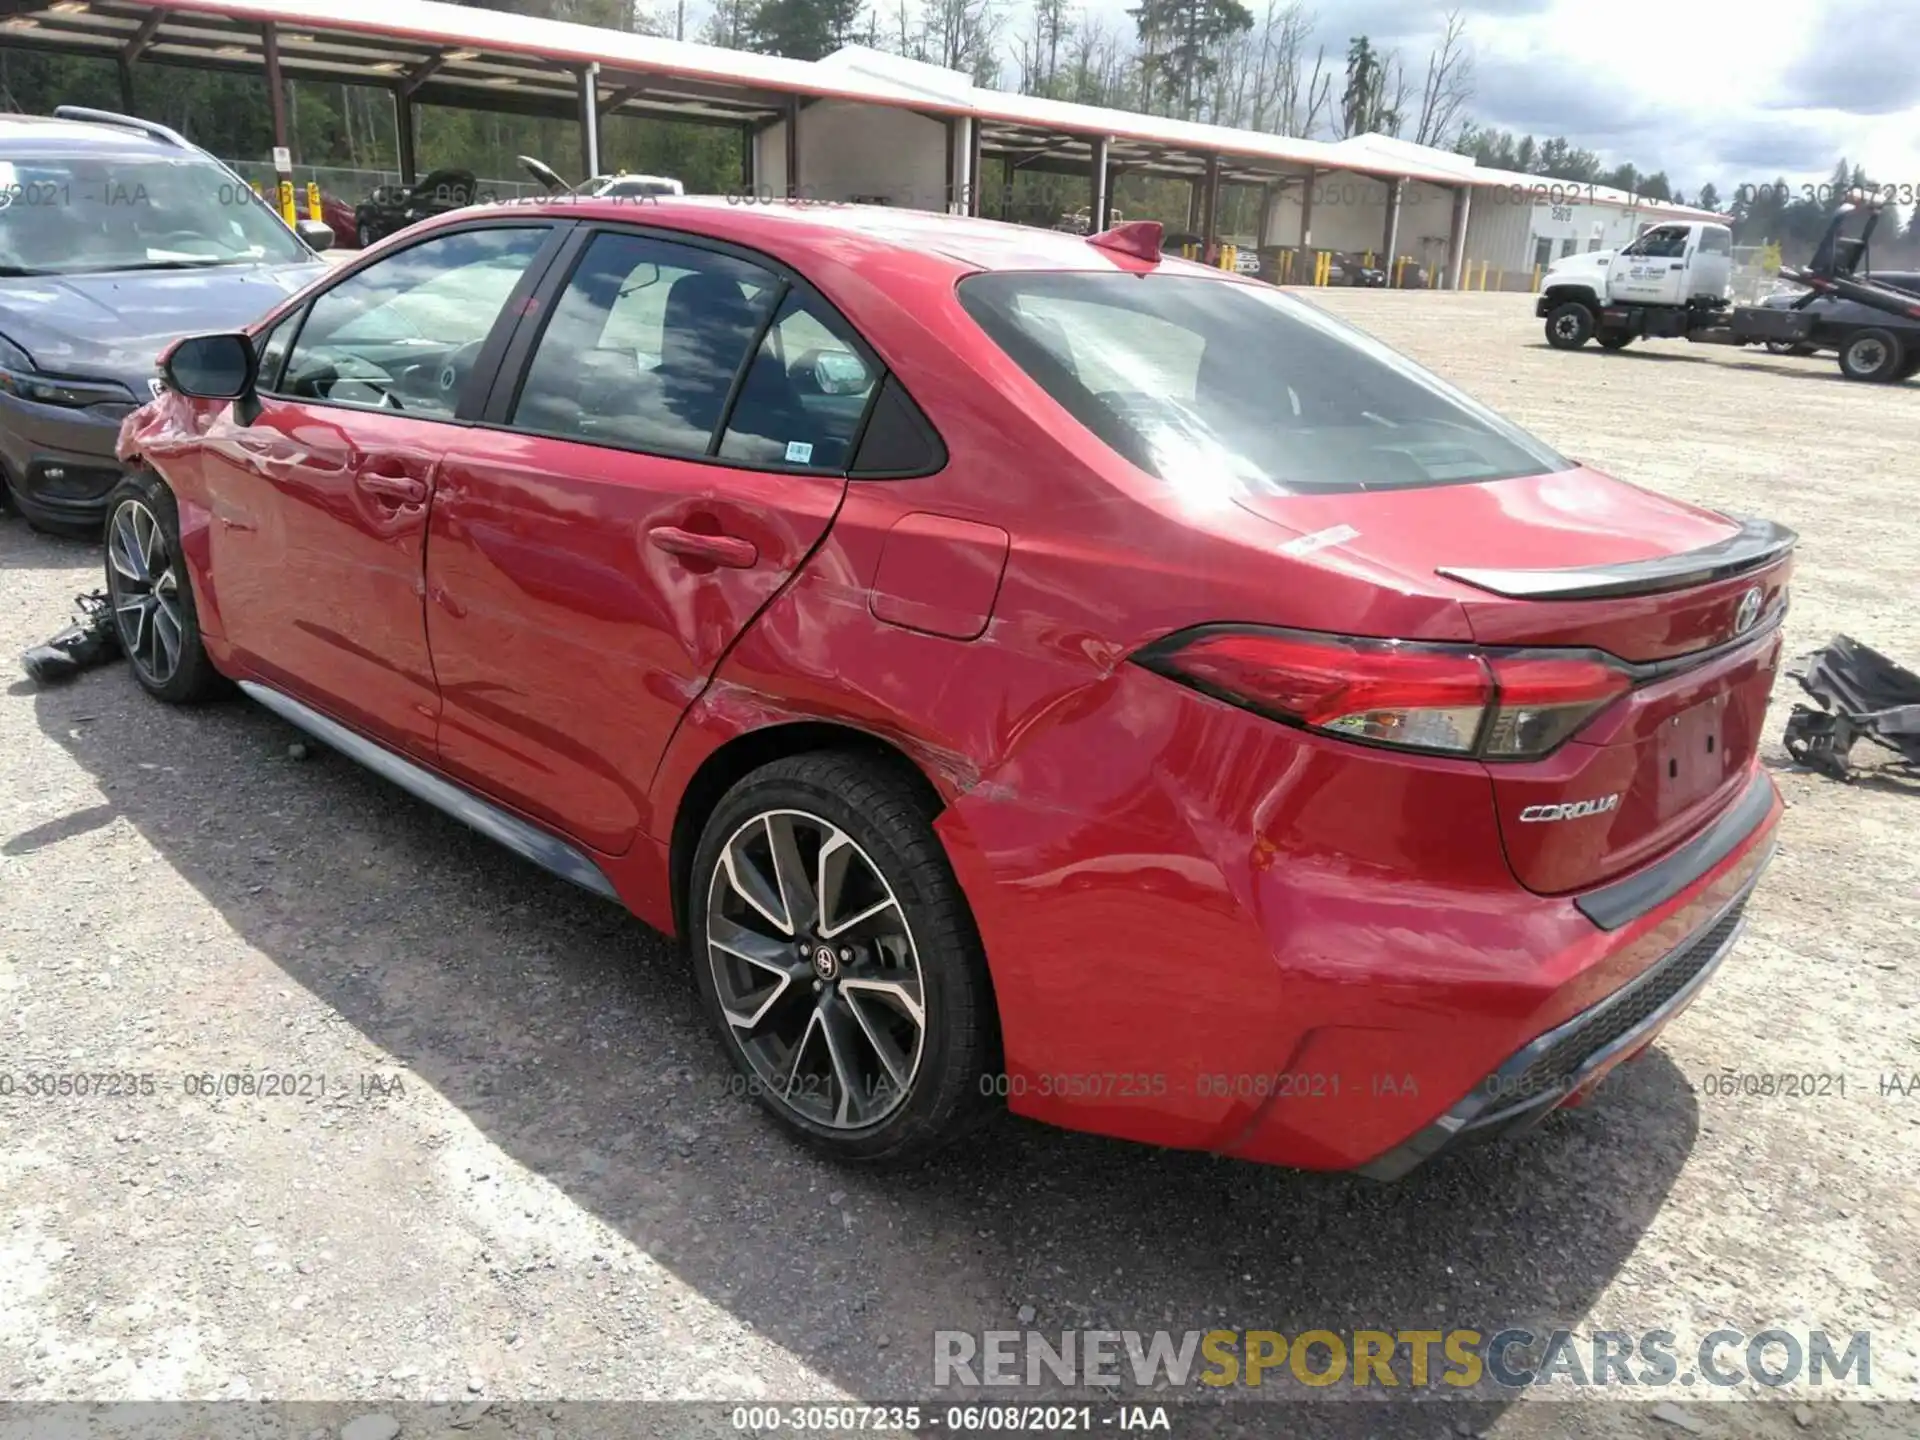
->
<box><xmin>785</xmin><ymin>441</ymin><xmax>814</xmax><ymax>464</ymax></box>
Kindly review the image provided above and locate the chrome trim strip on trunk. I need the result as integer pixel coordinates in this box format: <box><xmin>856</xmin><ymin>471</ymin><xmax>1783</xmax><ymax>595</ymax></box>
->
<box><xmin>238</xmin><ymin>681</ymin><xmax>619</xmax><ymax>901</ymax></box>
<box><xmin>1436</xmin><ymin>515</ymin><xmax>1798</xmax><ymax>600</ymax></box>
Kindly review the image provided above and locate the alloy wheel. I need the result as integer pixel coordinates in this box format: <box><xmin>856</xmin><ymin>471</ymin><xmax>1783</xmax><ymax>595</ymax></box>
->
<box><xmin>705</xmin><ymin>808</ymin><xmax>927</xmax><ymax>1130</ymax></box>
<box><xmin>107</xmin><ymin>499</ymin><xmax>184</xmax><ymax>687</ymax></box>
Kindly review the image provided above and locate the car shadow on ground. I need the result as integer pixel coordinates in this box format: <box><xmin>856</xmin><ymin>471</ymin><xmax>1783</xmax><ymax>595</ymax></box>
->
<box><xmin>1521</xmin><ymin>342</ymin><xmax>1911</xmax><ymax>384</ymax></box>
<box><xmin>0</xmin><ymin>515</ymin><xmax>103</xmax><ymax>571</ymax></box>
<box><xmin>26</xmin><ymin>660</ymin><xmax>1704</xmax><ymax>1435</ymax></box>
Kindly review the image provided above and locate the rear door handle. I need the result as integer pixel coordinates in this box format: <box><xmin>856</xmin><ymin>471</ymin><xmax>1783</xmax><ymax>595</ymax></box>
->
<box><xmin>648</xmin><ymin>526</ymin><xmax>758</xmax><ymax>568</ymax></box>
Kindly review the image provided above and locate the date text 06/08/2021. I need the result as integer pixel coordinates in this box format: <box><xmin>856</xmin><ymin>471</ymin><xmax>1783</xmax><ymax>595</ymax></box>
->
<box><xmin>0</xmin><ymin>1070</ymin><xmax>408</xmax><ymax>1101</ymax></box>
<box><xmin>729</xmin><ymin>1404</ymin><xmax>1172</xmax><ymax>1433</ymax></box>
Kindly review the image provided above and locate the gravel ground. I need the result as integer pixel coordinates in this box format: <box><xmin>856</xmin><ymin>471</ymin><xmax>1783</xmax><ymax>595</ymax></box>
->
<box><xmin>1</xmin><ymin>290</ymin><xmax>1916</xmax><ymax>1440</ymax></box>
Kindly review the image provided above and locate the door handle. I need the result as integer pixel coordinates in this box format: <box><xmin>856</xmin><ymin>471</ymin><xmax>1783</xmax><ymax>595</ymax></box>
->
<box><xmin>648</xmin><ymin>525</ymin><xmax>758</xmax><ymax>568</ymax></box>
<box><xmin>358</xmin><ymin>470</ymin><xmax>429</xmax><ymax>505</ymax></box>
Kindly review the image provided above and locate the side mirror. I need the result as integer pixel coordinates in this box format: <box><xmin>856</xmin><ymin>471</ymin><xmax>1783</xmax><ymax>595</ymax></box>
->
<box><xmin>295</xmin><ymin>218</ymin><xmax>334</xmax><ymax>252</ymax></box>
<box><xmin>160</xmin><ymin>332</ymin><xmax>256</xmax><ymax>400</ymax></box>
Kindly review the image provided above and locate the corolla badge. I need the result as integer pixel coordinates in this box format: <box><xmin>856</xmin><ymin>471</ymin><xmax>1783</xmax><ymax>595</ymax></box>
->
<box><xmin>1734</xmin><ymin>586</ymin><xmax>1763</xmax><ymax>635</ymax></box>
<box><xmin>1518</xmin><ymin>794</ymin><xmax>1621</xmax><ymax>823</ymax></box>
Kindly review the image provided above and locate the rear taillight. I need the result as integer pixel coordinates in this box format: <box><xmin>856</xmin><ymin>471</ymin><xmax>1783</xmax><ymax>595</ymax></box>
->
<box><xmin>1137</xmin><ymin>627</ymin><xmax>1633</xmax><ymax>760</ymax></box>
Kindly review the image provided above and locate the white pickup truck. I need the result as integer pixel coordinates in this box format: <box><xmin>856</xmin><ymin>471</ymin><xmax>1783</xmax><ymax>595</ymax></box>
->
<box><xmin>1536</xmin><ymin>220</ymin><xmax>1736</xmax><ymax>350</ymax></box>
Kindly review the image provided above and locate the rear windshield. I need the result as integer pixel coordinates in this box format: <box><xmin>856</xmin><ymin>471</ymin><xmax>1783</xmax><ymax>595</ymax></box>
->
<box><xmin>957</xmin><ymin>272</ymin><xmax>1570</xmax><ymax>495</ymax></box>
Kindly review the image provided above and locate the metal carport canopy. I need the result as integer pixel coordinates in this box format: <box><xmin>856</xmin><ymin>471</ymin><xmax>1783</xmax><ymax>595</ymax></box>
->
<box><xmin>0</xmin><ymin>0</ymin><xmax>1730</xmax><ymax>219</ymax></box>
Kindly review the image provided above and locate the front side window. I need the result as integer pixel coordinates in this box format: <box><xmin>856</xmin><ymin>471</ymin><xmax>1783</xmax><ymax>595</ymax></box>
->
<box><xmin>0</xmin><ymin>152</ymin><xmax>309</xmax><ymax>276</ymax></box>
<box><xmin>280</xmin><ymin>226</ymin><xmax>547</xmax><ymax>418</ymax></box>
<box><xmin>254</xmin><ymin>309</ymin><xmax>301</xmax><ymax>392</ymax></box>
<box><xmin>958</xmin><ymin>272</ymin><xmax>1569</xmax><ymax>496</ymax></box>
<box><xmin>1624</xmin><ymin>225</ymin><xmax>1690</xmax><ymax>259</ymax></box>
<box><xmin>510</xmin><ymin>231</ymin><xmax>780</xmax><ymax>458</ymax></box>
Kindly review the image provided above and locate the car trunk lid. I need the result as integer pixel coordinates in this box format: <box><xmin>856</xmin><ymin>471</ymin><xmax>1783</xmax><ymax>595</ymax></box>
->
<box><xmin>1229</xmin><ymin>469</ymin><xmax>1795</xmax><ymax>894</ymax></box>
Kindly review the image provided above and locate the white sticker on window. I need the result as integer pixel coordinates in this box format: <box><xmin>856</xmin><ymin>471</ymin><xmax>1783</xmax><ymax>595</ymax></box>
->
<box><xmin>785</xmin><ymin>441</ymin><xmax>814</xmax><ymax>464</ymax></box>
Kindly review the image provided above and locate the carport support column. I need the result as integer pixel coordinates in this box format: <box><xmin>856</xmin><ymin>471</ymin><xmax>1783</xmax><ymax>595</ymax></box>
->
<box><xmin>394</xmin><ymin>90</ymin><xmax>417</xmax><ymax>187</ymax></box>
<box><xmin>1447</xmin><ymin>183</ymin><xmax>1472</xmax><ymax>290</ymax></box>
<box><xmin>1089</xmin><ymin>133</ymin><xmax>1110</xmax><ymax>230</ymax></box>
<box><xmin>579</xmin><ymin>62</ymin><xmax>601</xmax><ymax>182</ymax></box>
<box><xmin>1299</xmin><ymin>168</ymin><xmax>1316</xmax><ymax>248</ymax></box>
<box><xmin>785</xmin><ymin>95</ymin><xmax>801</xmax><ymax>199</ymax></box>
<box><xmin>262</xmin><ymin>22</ymin><xmax>289</xmax><ymax>161</ymax></box>
<box><xmin>1200</xmin><ymin>153</ymin><xmax>1221</xmax><ymax>258</ymax></box>
<box><xmin>1255</xmin><ymin>182</ymin><xmax>1272</xmax><ymax>250</ymax></box>
<box><xmin>967</xmin><ymin>117</ymin><xmax>982</xmax><ymax>216</ymax></box>
<box><xmin>1382</xmin><ymin>177</ymin><xmax>1403</xmax><ymax>269</ymax></box>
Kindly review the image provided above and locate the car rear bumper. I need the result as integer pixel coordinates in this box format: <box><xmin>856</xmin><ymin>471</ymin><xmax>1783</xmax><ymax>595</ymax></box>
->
<box><xmin>0</xmin><ymin>392</ymin><xmax>128</xmax><ymax>531</ymax></box>
<box><xmin>1356</xmin><ymin>846</ymin><xmax>1766</xmax><ymax>1179</ymax></box>
<box><xmin>936</xmin><ymin>662</ymin><xmax>1783</xmax><ymax>1174</ymax></box>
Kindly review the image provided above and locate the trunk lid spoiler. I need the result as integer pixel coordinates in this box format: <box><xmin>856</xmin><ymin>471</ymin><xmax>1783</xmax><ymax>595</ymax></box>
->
<box><xmin>1437</xmin><ymin>515</ymin><xmax>1797</xmax><ymax>600</ymax></box>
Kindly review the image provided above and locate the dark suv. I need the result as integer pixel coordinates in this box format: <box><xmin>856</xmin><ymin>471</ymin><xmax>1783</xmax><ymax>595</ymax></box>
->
<box><xmin>0</xmin><ymin>107</ymin><xmax>331</xmax><ymax>534</ymax></box>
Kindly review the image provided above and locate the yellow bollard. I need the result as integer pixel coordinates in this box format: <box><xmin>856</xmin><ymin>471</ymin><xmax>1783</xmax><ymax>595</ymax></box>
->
<box><xmin>1317</xmin><ymin>251</ymin><xmax>1330</xmax><ymax>286</ymax></box>
<box><xmin>306</xmin><ymin>182</ymin><xmax>322</xmax><ymax>221</ymax></box>
<box><xmin>277</xmin><ymin>178</ymin><xmax>295</xmax><ymax>227</ymax></box>
<box><xmin>1220</xmin><ymin>243</ymin><xmax>1235</xmax><ymax>272</ymax></box>
<box><xmin>1496</xmin><ymin>269</ymin><xmax>1506</xmax><ymax>292</ymax></box>
<box><xmin>1532</xmin><ymin>263</ymin><xmax>1542</xmax><ymax>292</ymax></box>
<box><xmin>1393</xmin><ymin>256</ymin><xmax>1406</xmax><ymax>287</ymax></box>
<box><xmin>250</xmin><ymin>181</ymin><xmax>262</xmax><ymax>198</ymax></box>
<box><xmin>1364</xmin><ymin>250</ymin><xmax>1374</xmax><ymax>268</ymax></box>
<box><xmin>1281</xmin><ymin>250</ymin><xmax>1293</xmax><ymax>284</ymax></box>
<box><xmin>1477</xmin><ymin>260</ymin><xmax>1489</xmax><ymax>291</ymax></box>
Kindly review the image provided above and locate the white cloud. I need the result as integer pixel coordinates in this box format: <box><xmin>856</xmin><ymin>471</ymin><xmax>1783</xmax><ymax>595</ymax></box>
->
<box><xmin>1042</xmin><ymin>0</ymin><xmax>1920</xmax><ymax>195</ymax></box>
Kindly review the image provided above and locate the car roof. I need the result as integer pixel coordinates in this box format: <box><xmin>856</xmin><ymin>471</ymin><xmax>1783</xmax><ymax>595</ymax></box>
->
<box><xmin>454</xmin><ymin>195</ymin><xmax>1216</xmax><ymax>279</ymax></box>
<box><xmin>0</xmin><ymin>113</ymin><xmax>182</xmax><ymax>157</ymax></box>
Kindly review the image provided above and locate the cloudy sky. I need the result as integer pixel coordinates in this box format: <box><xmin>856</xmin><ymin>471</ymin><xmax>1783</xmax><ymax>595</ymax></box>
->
<box><xmin>1075</xmin><ymin>0</ymin><xmax>1920</xmax><ymax>196</ymax></box>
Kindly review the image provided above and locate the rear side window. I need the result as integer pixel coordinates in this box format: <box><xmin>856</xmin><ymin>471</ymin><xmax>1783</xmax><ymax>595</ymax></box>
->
<box><xmin>1699</xmin><ymin>228</ymin><xmax>1732</xmax><ymax>255</ymax></box>
<box><xmin>957</xmin><ymin>272</ymin><xmax>1569</xmax><ymax>495</ymax></box>
<box><xmin>510</xmin><ymin>231</ymin><xmax>779</xmax><ymax>458</ymax></box>
<box><xmin>719</xmin><ymin>291</ymin><xmax>876</xmax><ymax>471</ymax></box>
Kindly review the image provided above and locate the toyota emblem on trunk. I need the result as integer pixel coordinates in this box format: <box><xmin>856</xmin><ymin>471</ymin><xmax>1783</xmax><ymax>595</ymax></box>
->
<box><xmin>1734</xmin><ymin>587</ymin><xmax>1763</xmax><ymax>635</ymax></box>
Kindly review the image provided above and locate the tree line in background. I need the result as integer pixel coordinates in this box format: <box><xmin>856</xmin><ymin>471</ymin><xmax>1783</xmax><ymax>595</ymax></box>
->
<box><xmin>5</xmin><ymin>0</ymin><xmax>1918</xmax><ymax>262</ymax></box>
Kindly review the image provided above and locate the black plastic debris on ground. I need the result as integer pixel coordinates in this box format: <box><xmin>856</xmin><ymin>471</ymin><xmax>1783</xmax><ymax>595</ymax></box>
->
<box><xmin>1784</xmin><ymin>634</ymin><xmax>1920</xmax><ymax>781</ymax></box>
<box><xmin>20</xmin><ymin>590</ymin><xmax>120</xmax><ymax>687</ymax></box>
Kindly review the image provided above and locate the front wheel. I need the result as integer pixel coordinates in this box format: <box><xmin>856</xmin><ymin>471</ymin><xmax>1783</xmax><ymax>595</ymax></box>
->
<box><xmin>1545</xmin><ymin>302</ymin><xmax>1594</xmax><ymax>349</ymax></box>
<box><xmin>1838</xmin><ymin>328</ymin><xmax>1904</xmax><ymax>382</ymax></box>
<box><xmin>103</xmin><ymin>471</ymin><xmax>224</xmax><ymax>704</ymax></box>
<box><xmin>689</xmin><ymin>752</ymin><xmax>998</xmax><ymax>1163</ymax></box>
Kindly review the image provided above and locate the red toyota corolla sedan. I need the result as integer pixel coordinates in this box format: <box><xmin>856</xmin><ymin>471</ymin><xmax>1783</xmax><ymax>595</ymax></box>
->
<box><xmin>114</xmin><ymin>198</ymin><xmax>1790</xmax><ymax>1177</ymax></box>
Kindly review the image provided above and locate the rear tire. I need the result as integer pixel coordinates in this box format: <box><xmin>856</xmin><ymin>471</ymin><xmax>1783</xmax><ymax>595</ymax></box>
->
<box><xmin>103</xmin><ymin>470</ymin><xmax>225</xmax><ymax>704</ymax></box>
<box><xmin>1897</xmin><ymin>352</ymin><xmax>1920</xmax><ymax>381</ymax></box>
<box><xmin>688</xmin><ymin>752</ymin><xmax>997</xmax><ymax>1164</ymax></box>
<box><xmin>1596</xmin><ymin>330</ymin><xmax>1633</xmax><ymax>351</ymax></box>
<box><xmin>1838</xmin><ymin>328</ymin><xmax>1904</xmax><ymax>382</ymax></box>
<box><xmin>1545</xmin><ymin>302</ymin><xmax>1594</xmax><ymax>349</ymax></box>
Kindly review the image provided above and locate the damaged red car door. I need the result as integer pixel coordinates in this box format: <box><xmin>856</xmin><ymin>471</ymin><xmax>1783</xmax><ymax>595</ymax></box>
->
<box><xmin>195</xmin><ymin>225</ymin><xmax>554</xmax><ymax>758</ymax></box>
<box><xmin>422</xmin><ymin>228</ymin><xmax>867</xmax><ymax>852</ymax></box>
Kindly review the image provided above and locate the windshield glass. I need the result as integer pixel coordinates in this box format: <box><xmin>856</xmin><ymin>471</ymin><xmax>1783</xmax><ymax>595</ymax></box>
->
<box><xmin>958</xmin><ymin>272</ymin><xmax>1570</xmax><ymax>495</ymax></box>
<box><xmin>0</xmin><ymin>153</ymin><xmax>309</xmax><ymax>275</ymax></box>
